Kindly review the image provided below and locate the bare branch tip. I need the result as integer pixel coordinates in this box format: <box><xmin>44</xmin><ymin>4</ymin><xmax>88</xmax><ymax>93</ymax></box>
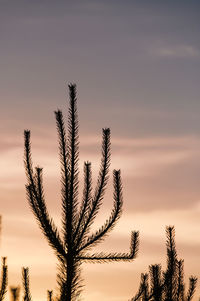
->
<box><xmin>103</xmin><ymin>128</ymin><xmax>110</xmax><ymax>135</ymax></box>
<box><xmin>24</xmin><ymin>130</ymin><xmax>30</xmax><ymax>138</ymax></box>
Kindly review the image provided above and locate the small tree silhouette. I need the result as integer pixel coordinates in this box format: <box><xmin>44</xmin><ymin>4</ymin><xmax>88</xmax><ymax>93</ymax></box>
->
<box><xmin>22</xmin><ymin>267</ymin><xmax>52</xmax><ymax>301</ymax></box>
<box><xmin>0</xmin><ymin>257</ymin><xmax>7</xmax><ymax>301</ymax></box>
<box><xmin>0</xmin><ymin>217</ymin><xmax>7</xmax><ymax>301</ymax></box>
<box><xmin>10</xmin><ymin>286</ymin><xmax>20</xmax><ymax>301</ymax></box>
<box><xmin>130</xmin><ymin>226</ymin><xmax>197</xmax><ymax>301</ymax></box>
<box><xmin>24</xmin><ymin>84</ymin><xmax>139</xmax><ymax>301</ymax></box>
<box><xmin>22</xmin><ymin>268</ymin><xmax>32</xmax><ymax>301</ymax></box>
<box><xmin>9</xmin><ymin>267</ymin><xmax>33</xmax><ymax>301</ymax></box>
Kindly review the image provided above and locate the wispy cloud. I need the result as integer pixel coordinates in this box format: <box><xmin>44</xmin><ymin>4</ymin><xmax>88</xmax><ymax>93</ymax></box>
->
<box><xmin>0</xmin><ymin>134</ymin><xmax>198</xmax><ymax>186</ymax></box>
<box><xmin>153</xmin><ymin>45</ymin><xmax>200</xmax><ymax>58</ymax></box>
<box><xmin>155</xmin><ymin>45</ymin><xmax>199</xmax><ymax>58</ymax></box>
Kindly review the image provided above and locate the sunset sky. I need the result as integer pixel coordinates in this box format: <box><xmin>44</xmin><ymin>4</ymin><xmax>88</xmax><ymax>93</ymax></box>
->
<box><xmin>1</xmin><ymin>1</ymin><xmax>200</xmax><ymax>300</ymax></box>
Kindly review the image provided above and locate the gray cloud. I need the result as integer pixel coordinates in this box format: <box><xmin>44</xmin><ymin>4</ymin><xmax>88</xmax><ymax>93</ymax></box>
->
<box><xmin>154</xmin><ymin>45</ymin><xmax>200</xmax><ymax>58</ymax></box>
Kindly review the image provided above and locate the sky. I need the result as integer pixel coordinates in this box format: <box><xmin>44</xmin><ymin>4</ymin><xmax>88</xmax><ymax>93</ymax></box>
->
<box><xmin>1</xmin><ymin>0</ymin><xmax>200</xmax><ymax>300</ymax></box>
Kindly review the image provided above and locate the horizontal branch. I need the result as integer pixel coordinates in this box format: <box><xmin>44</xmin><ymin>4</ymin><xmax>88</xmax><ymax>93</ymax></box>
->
<box><xmin>77</xmin><ymin>231</ymin><xmax>139</xmax><ymax>262</ymax></box>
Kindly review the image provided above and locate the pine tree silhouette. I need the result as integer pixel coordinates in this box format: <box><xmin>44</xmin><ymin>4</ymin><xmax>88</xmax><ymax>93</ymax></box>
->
<box><xmin>24</xmin><ymin>84</ymin><xmax>139</xmax><ymax>301</ymax></box>
<box><xmin>9</xmin><ymin>267</ymin><xmax>33</xmax><ymax>301</ymax></box>
<box><xmin>130</xmin><ymin>226</ymin><xmax>197</xmax><ymax>301</ymax></box>
<box><xmin>21</xmin><ymin>267</ymin><xmax>52</xmax><ymax>301</ymax></box>
<box><xmin>0</xmin><ymin>218</ymin><xmax>7</xmax><ymax>301</ymax></box>
<box><xmin>0</xmin><ymin>257</ymin><xmax>7</xmax><ymax>301</ymax></box>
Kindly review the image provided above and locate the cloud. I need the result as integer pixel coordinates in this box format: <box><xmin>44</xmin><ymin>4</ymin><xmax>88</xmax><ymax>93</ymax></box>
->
<box><xmin>114</xmin><ymin>206</ymin><xmax>200</xmax><ymax>245</ymax></box>
<box><xmin>155</xmin><ymin>45</ymin><xmax>200</xmax><ymax>58</ymax></box>
<box><xmin>0</xmin><ymin>133</ymin><xmax>198</xmax><ymax>191</ymax></box>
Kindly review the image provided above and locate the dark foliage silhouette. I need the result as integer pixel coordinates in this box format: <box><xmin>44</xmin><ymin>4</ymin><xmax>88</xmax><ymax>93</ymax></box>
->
<box><xmin>47</xmin><ymin>290</ymin><xmax>53</xmax><ymax>301</ymax></box>
<box><xmin>21</xmin><ymin>268</ymin><xmax>53</xmax><ymax>301</ymax></box>
<box><xmin>0</xmin><ymin>217</ymin><xmax>7</xmax><ymax>301</ymax></box>
<box><xmin>10</xmin><ymin>286</ymin><xmax>20</xmax><ymax>301</ymax></box>
<box><xmin>0</xmin><ymin>257</ymin><xmax>7</xmax><ymax>301</ymax></box>
<box><xmin>9</xmin><ymin>267</ymin><xmax>33</xmax><ymax>301</ymax></box>
<box><xmin>22</xmin><ymin>268</ymin><xmax>32</xmax><ymax>301</ymax></box>
<box><xmin>130</xmin><ymin>226</ymin><xmax>197</xmax><ymax>301</ymax></box>
<box><xmin>24</xmin><ymin>84</ymin><xmax>139</xmax><ymax>301</ymax></box>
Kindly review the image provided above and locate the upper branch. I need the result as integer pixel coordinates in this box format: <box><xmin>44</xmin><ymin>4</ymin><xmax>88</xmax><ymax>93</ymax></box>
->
<box><xmin>186</xmin><ymin>277</ymin><xmax>197</xmax><ymax>301</ymax></box>
<box><xmin>164</xmin><ymin>226</ymin><xmax>178</xmax><ymax>300</ymax></box>
<box><xmin>177</xmin><ymin>260</ymin><xmax>185</xmax><ymax>300</ymax></box>
<box><xmin>24</xmin><ymin>131</ymin><xmax>37</xmax><ymax>193</ymax></box>
<box><xmin>73</xmin><ymin>162</ymin><xmax>92</xmax><ymax>243</ymax></box>
<box><xmin>66</xmin><ymin>84</ymin><xmax>79</xmax><ymax>246</ymax></box>
<box><xmin>55</xmin><ymin>110</ymin><xmax>70</xmax><ymax>246</ymax></box>
<box><xmin>75</xmin><ymin>128</ymin><xmax>111</xmax><ymax>248</ymax></box>
<box><xmin>24</xmin><ymin>131</ymin><xmax>66</xmax><ymax>258</ymax></box>
<box><xmin>149</xmin><ymin>264</ymin><xmax>163</xmax><ymax>301</ymax></box>
<box><xmin>77</xmin><ymin>169</ymin><xmax>123</xmax><ymax>252</ymax></box>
